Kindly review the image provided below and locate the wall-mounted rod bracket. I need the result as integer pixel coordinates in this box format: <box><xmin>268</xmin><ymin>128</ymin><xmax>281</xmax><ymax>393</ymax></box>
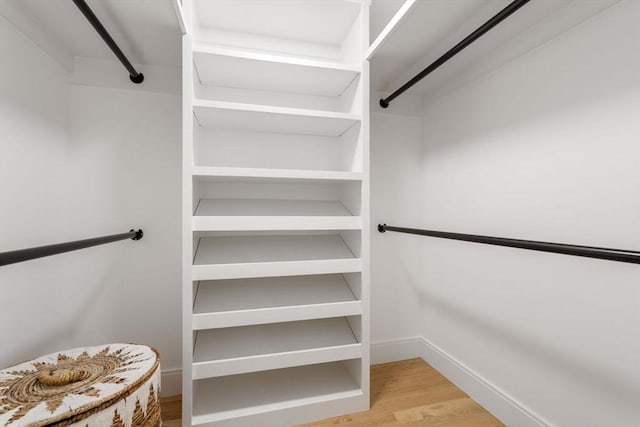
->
<box><xmin>379</xmin><ymin>0</ymin><xmax>530</xmax><ymax>108</ymax></box>
<box><xmin>72</xmin><ymin>0</ymin><xmax>144</xmax><ymax>84</ymax></box>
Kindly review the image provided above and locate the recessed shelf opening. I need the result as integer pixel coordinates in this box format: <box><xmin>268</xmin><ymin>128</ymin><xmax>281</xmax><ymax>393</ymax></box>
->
<box><xmin>192</xmin><ymin>100</ymin><xmax>361</xmax><ymax>138</ymax></box>
<box><xmin>192</xmin><ymin>274</ymin><xmax>362</xmax><ymax>329</ymax></box>
<box><xmin>193</xmin><ymin>48</ymin><xmax>362</xmax><ymax>113</ymax></box>
<box><xmin>193</xmin><ymin>317</ymin><xmax>360</xmax><ymax>361</ymax></box>
<box><xmin>191</xmin><ymin>231</ymin><xmax>363</xmax><ymax>281</ymax></box>
<box><xmin>193</xmin><ymin>179</ymin><xmax>362</xmax><ymax>216</ymax></box>
<box><xmin>192</xmin><ymin>0</ymin><xmax>363</xmax><ymax>64</ymax></box>
<box><xmin>191</xmin><ymin>317</ymin><xmax>362</xmax><ymax>378</ymax></box>
<box><xmin>194</xmin><ymin>123</ymin><xmax>363</xmax><ymax>172</ymax></box>
<box><xmin>193</xmin><ymin>231</ymin><xmax>362</xmax><ymax>264</ymax></box>
<box><xmin>192</xmin><ymin>361</ymin><xmax>363</xmax><ymax>425</ymax></box>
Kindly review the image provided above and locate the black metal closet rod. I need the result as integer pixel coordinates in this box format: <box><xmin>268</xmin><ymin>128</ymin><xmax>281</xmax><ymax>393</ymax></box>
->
<box><xmin>377</xmin><ymin>224</ymin><xmax>640</xmax><ymax>265</ymax></box>
<box><xmin>72</xmin><ymin>0</ymin><xmax>144</xmax><ymax>84</ymax></box>
<box><xmin>380</xmin><ymin>0</ymin><xmax>530</xmax><ymax>108</ymax></box>
<box><xmin>0</xmin><ymin>229</ymin><xmax>143</xmax><ymax>267</ymax></box>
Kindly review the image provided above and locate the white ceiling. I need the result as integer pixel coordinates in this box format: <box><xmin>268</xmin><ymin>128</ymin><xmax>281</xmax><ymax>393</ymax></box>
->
<box><xmin>369</xmin><ymin>0</ymin><xmax>621</xmax><ymax>100</ymax></box>
<box><xmin>0</xmin><ymin>0</ymin><xmax>183</xmax><ymax>70</ymax></box>
<box><xmin>369</xmin><ymin>0</ymin><xmax>405</xmax><ymax>44</ymax></box>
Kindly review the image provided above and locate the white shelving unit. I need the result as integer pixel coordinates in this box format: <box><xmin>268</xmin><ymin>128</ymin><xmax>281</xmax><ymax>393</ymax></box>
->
<box><xmin>182</xmin><ymin>1</ymin><xmax>370</xmax><ymax>425</ymax></box>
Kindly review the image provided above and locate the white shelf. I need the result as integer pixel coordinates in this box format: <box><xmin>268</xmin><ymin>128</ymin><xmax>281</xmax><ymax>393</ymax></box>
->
<box><xmin>193</xmin><ymin>235</ymin><xmax>361</xmax><ymax>281</ymax></box>
<box><xmin>192</xmin><ymin>0</ymin><xmax>362</xmax><ymax>61</ymax></box>
<box><xmin>192</xmin><ymin>317</ymin><xmax>361</xmax><ymax>379</ymax></box>
<box><xmin>193</xmin><ymin>45</ymin><xmax>360</xmax><ymax>97</ymax></box>
<box><xmin>192</xmin><ymin>166</ymin><xmax>363</xmax><ymax>183</ymax></box>
<box><xmin>192</xmin><ymin>362</ymin><xmax>362</xmax><ymax>425</ymax></box>
<box><xmin>193</xmin><ymin>274</ymin><xmax>361</xmax><ymax>329</ymax></box>
<box><xmin>192</xmin><ymin>198</ymin><xmax>361</xmax><ymax>231</ymax></box>
<box><xmin>193</xmin><ymin>99</ymin><xmax>360</xmax><ymax>137</ymax></box>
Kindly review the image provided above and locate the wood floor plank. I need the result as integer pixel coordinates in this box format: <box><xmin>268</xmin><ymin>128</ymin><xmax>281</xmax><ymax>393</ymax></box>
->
<box><xmin>299</xmin><ymin>359</ymin><xmax>503</xmax><ymax>427</ymax></box>
<box><xmin>160</xmin><ymin>394</ymin><xmax>181</xmax><ymax>425</ymax></box>
<box><xmin>159</xmin><ymin>358</ymin><xmax>504</xmax><ymax>427</ymax></box>
<box><xmin>393</xmin><ymin>397</ymin><xmax>503</xmax><ymax>426</ymax></box>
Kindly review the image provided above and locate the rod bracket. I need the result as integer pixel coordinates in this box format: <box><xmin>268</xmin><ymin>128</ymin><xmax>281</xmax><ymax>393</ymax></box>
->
<box><xmin>379</xmin><ymin>99</ymin><xmax>389</xmax><ymax>109</ymax></box>
<box><xmin>378</xmin><ymin>224</ymin><xmax>386</xmax><ymax>233</ymax></box>
<box><xmin>129</xmin><ymin>73</ymin><xmax>144</xmax><ymax>84</ymax></box>
<box><xmin>130</xmin><ymin>229</ymin><xmax>144</xmax><ymax>240</ymax></box>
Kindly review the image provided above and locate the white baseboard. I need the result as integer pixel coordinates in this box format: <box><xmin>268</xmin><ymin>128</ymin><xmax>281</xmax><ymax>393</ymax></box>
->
<box><xmin>373</xmin><ymin>336</ymin><xmax>550</xmax><ymax>427</ymax></box>
<box><xmin>370</xmin><ymin>337</ymin><xmax>425</xmax><ymax>364</ymax></box>
<box><xmin>161</xmin><ymin>368</ymin><xmax>182</xmax><ymax>397</ymax></box>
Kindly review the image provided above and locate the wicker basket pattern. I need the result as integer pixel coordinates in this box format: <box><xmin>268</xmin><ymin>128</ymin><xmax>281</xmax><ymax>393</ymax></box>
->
<box><xmin>0</xmin><ymin>344</ymin><xmax>160</xmax><ymax>427</ymax></box>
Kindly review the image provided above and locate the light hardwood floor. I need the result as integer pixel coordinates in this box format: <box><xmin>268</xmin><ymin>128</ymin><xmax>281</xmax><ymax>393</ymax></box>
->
<box><xmin>160</xmin><ymin>358</ymin><xmax>504</xmax><ymax>426</ymax></box>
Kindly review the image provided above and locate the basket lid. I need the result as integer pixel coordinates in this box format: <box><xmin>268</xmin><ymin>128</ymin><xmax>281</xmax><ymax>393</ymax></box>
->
<box><xmin>0</xmin><ymin>343</ymin><xmax>159</xmax><ymax>427</ymax></box>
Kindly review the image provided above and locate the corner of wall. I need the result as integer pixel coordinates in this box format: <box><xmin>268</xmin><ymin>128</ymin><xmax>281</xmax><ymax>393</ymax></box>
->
<box><xmin>370</xmin><ymin>337</ymin><xmax>551</xmax><ymax>427</ymax></box>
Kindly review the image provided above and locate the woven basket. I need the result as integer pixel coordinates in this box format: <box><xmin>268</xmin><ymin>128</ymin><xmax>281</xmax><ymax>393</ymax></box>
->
<box><xmin>0</xmin><ymin>344</ymin><xmax>161</xmax><ymax>427</ymax></box>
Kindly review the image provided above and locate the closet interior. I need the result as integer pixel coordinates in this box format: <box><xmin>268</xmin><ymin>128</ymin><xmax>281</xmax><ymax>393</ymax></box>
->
<box><xmin>1</xmin><ymin>0</ymin><xmax>639</xmax><ymax>426</ymax></box>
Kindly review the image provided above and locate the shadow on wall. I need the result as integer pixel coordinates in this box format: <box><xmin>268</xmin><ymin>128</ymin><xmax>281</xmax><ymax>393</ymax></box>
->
<box><xmin>378</xmin><ymin>225</ymin><xmax>640</xmax><ymax>406</ymax></box>
<box><xmin>421</xmin><ymin>0</ymin><xmax>640</xmax><ymax>156</ymax></box>
<box><xmin>2</xmin><ymin>246</ymin><xmax>128</xmax><ymax>367</ymax></box>
<box><xmin>408</xmin><ymin>261</ymin><xmax>640</xmax><ymax>408</ymax></box>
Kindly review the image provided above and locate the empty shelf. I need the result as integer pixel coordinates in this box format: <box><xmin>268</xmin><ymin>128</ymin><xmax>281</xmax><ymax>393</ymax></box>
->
<box><xmin>192</xmin><ymin>317</ymin><xmax>361</xmax><ymax>379</ymax></box>
<box><xmin>192</xmin><ymin>166</ymin><xmax>363</xmax><ymax>183</ymax></box>
<box><xmin>193</xmin><ymin>45</ymin><xmax>360</xmax><ymax>96</ymax></box>
<box><xmin>193</xmin><ymin>100</ymin><xmax>360</xmax><ymax>137</ymax></box>
<box><xmin>193</xmin><ymin>234</ymin><xmax>361</xmax><ymax>280</ymax></box>
<box><xmin>192</xmin><ymin>362</ymin><xmax>362</xmax><ymax>425</ymax></box>
<box><xmin>192</xmin><ymin>199</ymin><xmax>361</xmax><ymax>231</ymax></box>
<box><xmin>193</xmin><ymin>275</ymin><xmax>361</xmax><ymax>329</ymax></box>
<box><xmin>192</xmin><ymin>0</ymin><xmax>362</xmax><ymax>62</ymax></box>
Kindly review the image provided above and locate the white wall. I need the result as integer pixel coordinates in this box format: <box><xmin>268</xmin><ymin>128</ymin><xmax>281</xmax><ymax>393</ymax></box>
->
<box><xmin>370</xmin><ymin>93</ymin><xmax>423</xmax><ymax>351</ymax></box>
<box><xmin>0</xmin><ymin>16</ymin><xmax>182</xmax><ymax>394</ymax></box>
<box><xmin>67</xmin><ymin>85</ymin><xmax>181</xmax><ymax>377</ymax></box>
<box><xmin>0</xmin><ymin>15</ymin><xmax>75</xmax><ymax>365</ymax></box>
<box><xmin>417</xmin><ymin>1</ymin><xmax>640</xmax><ymax>425</ymax></box>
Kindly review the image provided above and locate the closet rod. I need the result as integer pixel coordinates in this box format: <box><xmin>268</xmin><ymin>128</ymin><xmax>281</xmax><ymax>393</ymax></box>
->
<box><xmin>0</xmin><ymin>229</ymin><xmax>143</xmax><ymax>267</ymax></box>
<box><xmin>379</xmin><ymin>0</ymin><xmax>530</xmax><ymax>108</ymax></box>
<box><xmin>72</xmin><ymin>0</ymin><xmax>144</xmax><ymax>84</ymax></box>
<box><xmin>377</xmin><ymin>224</ymin><xmax>640</xmax><ymax>265</ymax></box>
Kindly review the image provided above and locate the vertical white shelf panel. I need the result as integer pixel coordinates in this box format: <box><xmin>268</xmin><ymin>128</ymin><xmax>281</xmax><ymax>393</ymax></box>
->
<box><xmin>181</xmin><ymin>12</ymin><xmax>195</xmax><ymax>426</ymax></box>
<box><xmin>184</xmin><ymin>1</ymin><xmax>370</xmax><ymax>425</ymax></box>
